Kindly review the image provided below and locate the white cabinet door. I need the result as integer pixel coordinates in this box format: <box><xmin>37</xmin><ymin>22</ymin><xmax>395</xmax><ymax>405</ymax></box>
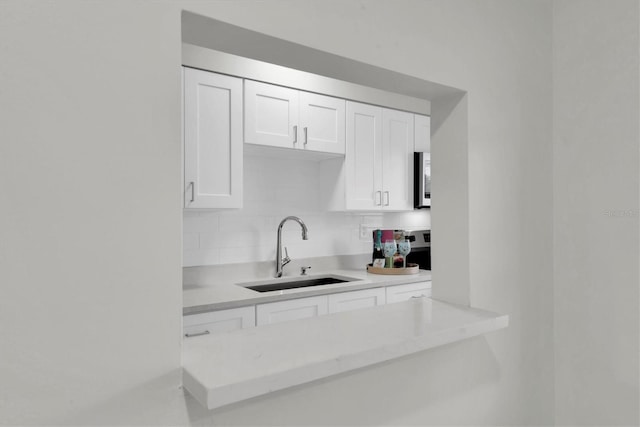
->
<box><xmin>256</xmin><ymin>296</ymin><xmax>328</xmax><ymax>326</ymax></box>
<box><xmin>414</xmin><ymin>114</ymin><xmax>431</xmax><ymax>153</ymax></box>
<box><xmin>328</xmin><ymin>287</ymin><xmax>386</xmax><ymax>314</ymax></box>
<box><xmin>382</xmin><ymin>108</ymin><xmax>414</xmax><ymax>211</ymax></box>
<box><xmin>183</xmin><ymin>67</ymin><xmax>243</xmax><ymax>209</ymax></box>
<box><xmin>183</xmin><ymin>306</ymin><xmax>255</xmax><ymax>338</ymax></box>
<box><xmin>299</xmin><ymin>92</ymin><xmax>345</xmax><ymax>154</ymax></box>
<box><xmin>244</xmin><ymin>80</ymin><xmax>299</xmax><ymax>149</ymax></box>
<box><xmin>344</xmin><ymin>102</ymin><xmax>414</xmax><ymax>211</ymax></box>
<box><xmin>245</xmin><ymin>80</ymin><xmax>345</xmax><ymax>154</ymax></box>
<box><xmin>345</xmin><ymin>101</ymin><xmax>383</xmax><ymax>210</ymax></box>
<box><xmin>386</xmin><ymin>281</ymin><xmax>432</xmax><ymax>304</ymax></box>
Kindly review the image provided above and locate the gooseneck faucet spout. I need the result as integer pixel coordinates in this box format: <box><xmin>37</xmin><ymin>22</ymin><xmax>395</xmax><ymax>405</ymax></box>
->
<box><xmin>275</xmin><ymin>216</ymin><xmax>308</xmax><ymax>278</ymax></box>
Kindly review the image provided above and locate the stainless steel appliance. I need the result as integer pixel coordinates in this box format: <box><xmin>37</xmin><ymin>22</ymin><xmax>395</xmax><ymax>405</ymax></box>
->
<box><xmin>404</xmin><ymin>229</ymin><xmax>431</xmax><ymax>270</ymax></box>
<box><xmin>414</xmin><ymin>152</ymin><xmax>431</xmax><ymax>208</ymax></box>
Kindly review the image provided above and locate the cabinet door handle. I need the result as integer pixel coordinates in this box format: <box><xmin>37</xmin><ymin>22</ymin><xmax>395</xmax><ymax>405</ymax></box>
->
<box><xmin>293</xmin><ymin>125</ymin><xmax>298</xmax><ymax>145</ymax></box>
<box><xmin>384</xmin><ymin>191</ymin><xmax>390</xmax><ymax>206</ymax></box>
<box><xmin>303</xmin><ymin>127</ymin><xmax>308</xmax><ymax>146</ymax></box>
<box><xmin>375</xmin><ymin>191</ymin><xmax>382</xmax><ymax>206</ymax></box>
<box><xmin>189</xmin><ymin>181</ymin><xmax>195</xmax><ymax>203</ymax></box>
<box><xmin>184</xmin><ymin>330</ymin><xmax>210</xmax><ymax>338</ymax></box>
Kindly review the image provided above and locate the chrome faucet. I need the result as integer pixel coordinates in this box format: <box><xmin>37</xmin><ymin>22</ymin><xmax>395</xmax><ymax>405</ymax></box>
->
<box><xmin>275</xmin><ymin>216</ymin><xmax>308</xmax><ymax>278</ymax></box>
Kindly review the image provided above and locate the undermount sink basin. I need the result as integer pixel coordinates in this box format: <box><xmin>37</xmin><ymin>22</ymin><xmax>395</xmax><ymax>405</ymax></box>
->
<box><xmin>238</xmin><ymin>275</ymin><xmax>360</xmax><ymax>293</ymax></box>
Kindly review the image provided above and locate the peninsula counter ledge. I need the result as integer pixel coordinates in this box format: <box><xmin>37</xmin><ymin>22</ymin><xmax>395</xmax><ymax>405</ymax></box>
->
<box><xmin>182</xmin><ymin>296</ymin><xmax>508</xmax><ymax>410</ymax></box>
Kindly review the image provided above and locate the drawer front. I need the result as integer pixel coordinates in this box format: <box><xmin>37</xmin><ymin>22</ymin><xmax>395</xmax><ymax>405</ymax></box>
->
<box><xmin>386</xmin><ymin>281</ymin><xmax>432</xmax><ymax>304</ymax></box>
<box><xmin>328</xmin><ymin>287</ymin><xmax>386</xmax><ymax>314</ymax></box>
<box><xmin>256</xmin><ymin>296</ymin><xmax>328</xmax><ymax>326</ymax></box>
<box><xmin>183</xmin><ymin>306</ymin><xmax>255</xmax><ymax>338</ymax></box>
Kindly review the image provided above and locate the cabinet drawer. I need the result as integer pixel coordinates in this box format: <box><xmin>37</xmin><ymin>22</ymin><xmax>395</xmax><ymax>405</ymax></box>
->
<box><xmin>386</xmin><ymin>281</ymin><xmax>432</xmax><ymax>304</ymax></box>
<box><xmin>183</xmin><ymin>306</ymin><xmax>255</xmax><ymax>338</ymax></box>
<box><xmin>256</xmin><ymin>296</ymin><xmax>328</xmax><ymax>326</ymax></box>
<box><xmin>328</xmin><ymin>287</ymin><xmax>386</xmax><ymax>314</ymax></box>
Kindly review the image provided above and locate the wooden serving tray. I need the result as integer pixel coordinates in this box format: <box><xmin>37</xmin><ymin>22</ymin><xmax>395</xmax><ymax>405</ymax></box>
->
<box><xmin>366</xmin><ymin>263</ymin><xmax>420</xmax><ymax>275</ymax></box>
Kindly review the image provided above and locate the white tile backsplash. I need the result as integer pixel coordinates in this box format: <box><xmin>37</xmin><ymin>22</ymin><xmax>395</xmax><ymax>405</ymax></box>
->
<box><xmin>183</xmin><ymin>232</ymin><xmax>200</xmax><ymax>251</ymax></box>
<box><xmin>183</xmin><ymin>155</ymin><xmax>430</xmax><ymax>267</ymax></box>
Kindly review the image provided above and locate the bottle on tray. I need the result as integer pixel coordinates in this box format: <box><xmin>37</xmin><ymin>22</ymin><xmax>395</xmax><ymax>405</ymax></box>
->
<box><xmin>371</xmin><ymin>229</ymin><xmax>385</xmax><ymax>266</ymax></box>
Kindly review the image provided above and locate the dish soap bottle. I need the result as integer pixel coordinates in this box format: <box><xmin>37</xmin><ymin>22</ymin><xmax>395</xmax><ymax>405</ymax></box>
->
<box><xmin>372</xmin><ymin>229</ymin><xmax>384</xmax><ymax>265</ymax></box>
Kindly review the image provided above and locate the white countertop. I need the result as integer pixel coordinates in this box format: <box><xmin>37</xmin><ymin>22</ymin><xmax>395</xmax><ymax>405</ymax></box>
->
<box><xmin>182</xmin><ymin>297</ymin><xmax>509</xmax><ymax>410</ymax></box>
<box><xmin>183</xmin><ymin>265</ymin><xmax>432</xmax><ymax>314</ymax></box>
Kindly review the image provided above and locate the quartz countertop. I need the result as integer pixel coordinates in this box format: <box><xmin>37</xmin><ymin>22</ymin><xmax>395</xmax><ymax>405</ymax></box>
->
<box><xmin>183</xmin><ymin>263</ymin><xmax>432</xmax><ymax>314</ymax></box>
<box><xmin>182</xmin><ymin>296</ymin><xmax>509</xmax><ymax>410</ymax></box>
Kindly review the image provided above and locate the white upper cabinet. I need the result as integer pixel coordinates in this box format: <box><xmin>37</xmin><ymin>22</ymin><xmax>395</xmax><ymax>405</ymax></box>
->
<box><xmin>244</xmin><ymin>80</ymin><xmax>345</xmax><ymax>155</ymax></box>
<box><xmin>340</xmin><ymin>101</ymin><xmax>414</xmax><ymax>211</ymax></box>
<box><xmin>183</xmin><ymin>67</ymin><xmax>243</xmax><ymax>209</ymax></box>
<box><xmin>382</xmin><ymin>108</ymin><xmax>414</xmax><ymax>211</ymax></box>
<box><xmin>244</xmin><ymin>80</ymin><xmax>299</xmax><ymax>149</ymax></box>
<box><xmin>414</xmin><ymin>114</ymin><xmax>431</xmax><ymax>153</ymax></box>
<box><xmin>299</xmin><ymin>91</ymin><xmax>346</xmax><ymax>153</ymax></box>
<box><xmin>345</xmin><ymin>102</ymin><xmax>383</xmax><ymax>210</ymax></box>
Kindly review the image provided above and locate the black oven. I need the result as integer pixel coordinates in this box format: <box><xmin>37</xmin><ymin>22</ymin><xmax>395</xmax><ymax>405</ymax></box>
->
<box><xmin>404</xmin><ymin>229</ymin><xmax>431</xmax><ymax>270</ymax></box>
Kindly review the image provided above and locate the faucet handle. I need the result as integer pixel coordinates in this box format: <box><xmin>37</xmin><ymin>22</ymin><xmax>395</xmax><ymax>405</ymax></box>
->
<box><xmin>282</xmin><ymin>246</ymin><xmax>291</xmax><ymax>266</ymax></box>
<box><xmin>300</xmin><ymin>266</ymin><xmax>311</xmax><ymax>276</ymax></box>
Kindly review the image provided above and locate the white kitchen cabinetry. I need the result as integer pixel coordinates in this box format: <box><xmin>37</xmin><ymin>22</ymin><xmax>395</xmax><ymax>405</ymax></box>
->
<box><xmin>340</xmin><ymin>101</ymin><xmax>414</xmax><ymax>211</ymax></box>
<box><xmin>344</xmin><ymin>102</ymin><xmax>382</xmax><ymax>210</ymax></box>
<box><xmin>328</xmin><ymin>288</ymin><xmax>386</xmax><ymax>314</ymax></box>
<box><xmin>381</xmin><ymin>108</ymin><xmax>415</xmax><ymax>210</ymax></box>
<box><xmin>244</xmin><ymin>80</ymin><xmax>345</xmax><ymax>154</ymax></box>
<box><xmin>244</xmin><ymin>81</ymin><xmax>298</xmax><ymax>149</ymax></box>
<box><xmin>256</xmin><ymin>296</ymin><xmax>329</xmax><ymax>326</ymax></box>
<box><xmin>299</xmin><ymin>91</ymin><xmax>346</xmax><ymax>153</ymax></box>
<box><xmin>184</xmin><ymin>280</ymin><xmax>432</xmax><ymax>333</ymax></box>
<box><xmin>183</xmin><ymin>306</ymin><xmax>255</xmax><ymax>338</ymax></box>
<box><xmin>414</xmin><ymin>114</ymin><xmax>431</xmax><ymax>153</ymax></box>
<box><xmin>183</xmin><ymin>67</ymin><xmax>243</xmax><ymax>209</ymax></box>
<box><xmin>386</xmin><ymin>281</ymin><xmax>432</xmax><ymax>304</ymax></box>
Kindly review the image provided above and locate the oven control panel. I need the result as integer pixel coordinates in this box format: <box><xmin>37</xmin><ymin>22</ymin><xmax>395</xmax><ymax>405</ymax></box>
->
<box><xmin>404</xmin><ymin>230</ymin><xmax>430</xmax><ymax>248</ymax></box>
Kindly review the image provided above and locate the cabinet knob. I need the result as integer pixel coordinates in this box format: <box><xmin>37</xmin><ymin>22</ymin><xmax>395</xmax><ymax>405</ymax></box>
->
<box><xmin>303</xmin><ymin>127</ymin><xmax>308</xmax><ymax>146</ymax></box>
<box><xmin>189</xmin><ymin>181</ymin><xmax>195</xmax><ymax>203</ymax></box>
<box><xmin>375</xmin><ymin>191</ymin><xmax>382</xmax><ymax>206</ymax></box>
<box><xmin>293</xmin><ymin>125</ymin><xmax>298</xmax><ymax>145</ymax></box>
<box><xmin>384</xmin><ymin>191</ymin><xmax>390</xmax><ymax>206</ymax></box>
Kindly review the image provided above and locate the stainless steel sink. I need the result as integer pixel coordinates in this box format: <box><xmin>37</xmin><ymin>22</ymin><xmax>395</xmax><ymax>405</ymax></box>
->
<box><xmin>238</xmin><ymin>275</ymin><xmax>360</xmax><ymax>293</ymax></box>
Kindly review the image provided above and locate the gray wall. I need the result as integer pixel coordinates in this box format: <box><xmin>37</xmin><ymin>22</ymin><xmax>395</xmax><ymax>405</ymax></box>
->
<box><xmin>0</xmin><ymin>1</ymin><xmax>184</xmax><ymax>425</ymax></box>
<box><xmin>2</xmin><ymin>0</ymin><xmax>634</xmax><ymax>426</ymax></box>
<box><xmin>553</xmin><ymin>1</ymin><xmax>640</xmax><ymax>425</ymax></box>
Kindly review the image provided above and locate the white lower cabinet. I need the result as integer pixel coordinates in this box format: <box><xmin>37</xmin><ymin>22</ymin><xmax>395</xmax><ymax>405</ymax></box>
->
<box><xmin>328</xmin><ymin>287</ymin><xmax>386</xmax><ymax>314</ymax></box>
<box><xmin>183</xmin><ymin>306</ymin><xmax>255</xmax><ymax>338</ymax></box>
<box><xmin>185</xmin><ymin>281</ymin><xmax>432</xmax><ymax>333</ymax></box>
<box><xmin>256</xmin><ymin>295</ymin><xmax>328</xmax><ymax>326</ymax></box>
<box><xmin>386</xmin><ymin>281</ymin><xmax>432</xmax><ymax>304</ymax></box>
